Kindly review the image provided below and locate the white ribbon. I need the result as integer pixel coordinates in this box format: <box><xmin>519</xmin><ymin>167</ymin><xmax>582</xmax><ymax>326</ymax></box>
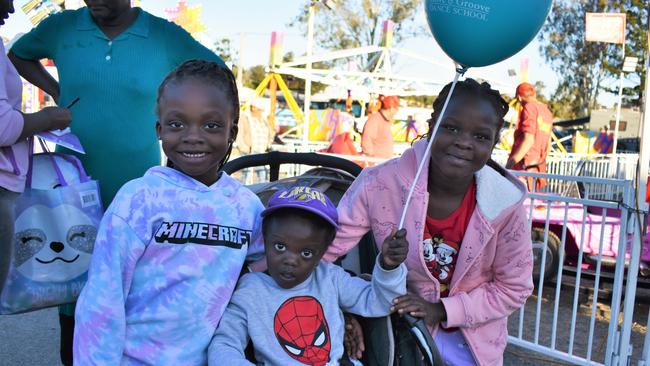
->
<box><xmin>398</xmin><ymin>66</ymin><xmax>467</xmax><ymax>229</ymax></box>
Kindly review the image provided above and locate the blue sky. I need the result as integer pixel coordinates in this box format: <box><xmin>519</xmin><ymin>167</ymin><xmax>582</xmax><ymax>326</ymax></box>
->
<box><xmin>1</xmin><ymin>0</ymin><xmax>623</xmax><ymax>106</ymax></box>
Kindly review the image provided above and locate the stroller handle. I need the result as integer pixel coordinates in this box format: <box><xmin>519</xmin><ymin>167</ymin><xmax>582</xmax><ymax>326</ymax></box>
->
<box><xmin>402</xmin><ymin>314</ymin><xmax>446</xmax><ymax>366</ymax></box>
<box><xmin>223</xmin><ymin>151</ymin><xmax>363</xmax><ymax>181</ymax></box>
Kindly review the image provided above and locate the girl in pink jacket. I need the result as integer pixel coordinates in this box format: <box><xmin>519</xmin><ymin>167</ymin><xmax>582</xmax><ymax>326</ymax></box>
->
<box><xmin>325</xmin><ymin>79</ymin><xmax>534</xmax><ymax>366</ymax></box>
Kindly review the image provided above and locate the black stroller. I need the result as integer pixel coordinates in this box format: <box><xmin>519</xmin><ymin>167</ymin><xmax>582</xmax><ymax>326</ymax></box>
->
<box><xmin>224</xmin><ymin>151</ymin><xmax>445</xmax><ymax>366</ymax></box>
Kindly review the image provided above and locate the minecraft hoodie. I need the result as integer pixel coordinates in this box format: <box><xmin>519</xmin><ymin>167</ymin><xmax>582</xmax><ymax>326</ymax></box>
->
<box><xmin>74</xmin><ymin>166</ymin><xmax>264</xmax><ymax>365</ymax></box>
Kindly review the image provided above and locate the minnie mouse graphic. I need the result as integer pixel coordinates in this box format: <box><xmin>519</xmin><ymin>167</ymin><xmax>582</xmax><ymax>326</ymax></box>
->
<box><xmin>423</xmin><ymin>236</ymin><xmax>459</xmax><ymax>285</ymax></box>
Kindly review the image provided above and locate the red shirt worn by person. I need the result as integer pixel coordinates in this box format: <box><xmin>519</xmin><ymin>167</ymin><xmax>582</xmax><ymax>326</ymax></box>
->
<box><xmin>422</xmin><ymin>180</ymin><xmax>477</xmax><ymax>298</ymax></box>
<box><xmin>509</xmin><ymin>101</ymin><xmax>553</xmax><ymax>171</ymax></box>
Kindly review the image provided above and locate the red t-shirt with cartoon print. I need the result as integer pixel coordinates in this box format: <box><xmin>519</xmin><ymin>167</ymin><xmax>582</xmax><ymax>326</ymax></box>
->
<box><xmin>422</xmin><ymin>180</ymin><xmax>477</xmax><ymax>297</ymax></box>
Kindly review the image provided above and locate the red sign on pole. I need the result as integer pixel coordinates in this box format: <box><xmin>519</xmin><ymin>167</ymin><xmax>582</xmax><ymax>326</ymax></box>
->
<box><xmin>585</xmin><ymin>13</ymin><xmax>626</xmax><ymax>44</ymax></box>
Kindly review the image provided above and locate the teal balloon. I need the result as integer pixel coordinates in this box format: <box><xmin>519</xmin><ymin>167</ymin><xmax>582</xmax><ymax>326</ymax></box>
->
<box><xmin>425</xmin><ymin>0</ymin><xmax>552</xmax><ymax>67</ymax></box>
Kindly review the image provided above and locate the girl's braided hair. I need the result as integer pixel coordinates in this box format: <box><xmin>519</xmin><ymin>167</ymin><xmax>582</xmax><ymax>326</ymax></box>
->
<box><xmin>157</xmin><ymin>59</ymin><xmax>239</xmax><ymax>171</ymax></box>
<box><xmin>427</xmin><ymin>78</ymin><xmax>510</xmax><ymax>174</ymax></box>
<box><xmin>428</xmin><ymin>78</ymin><xmax>508</xmax><ymax>139</ymax></box>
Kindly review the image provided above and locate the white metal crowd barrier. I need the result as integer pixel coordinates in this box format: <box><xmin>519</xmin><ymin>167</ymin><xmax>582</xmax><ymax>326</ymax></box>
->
<box><xmin>508</xmin><ymin>171</ymin><xmax>646</xmax><ymax>366</ymax></box>
<box><xmin>234</xmin><ymin>143</ymin><xmax>640</xmax><ymax>195</ymax></box>
<box><xmin>280</xmin><ymin>142</ymin><xmax>640</xmax><ymax>183</ymax></box>
<box><xmin>237</xmin><ymin>145</ymin><xmax>640</xmax><ymax>200</ymax></box>
<box><xmin>492</xmin><ymin>151</ymin><xmax>639</xmax><ymax>201</ymax></box>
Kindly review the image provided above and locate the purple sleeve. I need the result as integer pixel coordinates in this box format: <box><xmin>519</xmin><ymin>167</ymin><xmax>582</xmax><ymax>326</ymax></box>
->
<box><xmin>0</xmin><ymin>51</ymin><xmax>24</xmax><ymax>147</ymax></box>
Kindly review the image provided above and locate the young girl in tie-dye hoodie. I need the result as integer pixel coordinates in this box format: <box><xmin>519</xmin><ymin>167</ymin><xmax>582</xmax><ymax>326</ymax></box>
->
<box><xmin>73</xmin><ymin>60</ymin><xmax>264</xmax><ymax>365</ymax></box>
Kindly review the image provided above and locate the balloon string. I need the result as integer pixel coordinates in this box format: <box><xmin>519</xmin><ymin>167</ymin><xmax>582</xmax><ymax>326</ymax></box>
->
<box><xmin>398</xmin><ymin>68</ymin><xmax>464</xmax><ymax>229</ymax></box>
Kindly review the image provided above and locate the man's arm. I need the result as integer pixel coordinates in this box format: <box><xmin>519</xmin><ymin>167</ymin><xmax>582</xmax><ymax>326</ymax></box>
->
<box><xmin>506</xmin><ymin>132</ymin><xmax>534</xmax><ymax>169</ymax></box>
<box><xmin>18</xmin><ymin>107</ymin><xmax>72</xmax><ymax>140</ymax></box>
<box><xmin>507</xmin><ymin>103</ymin><xmax>539</xmax><ymax>169</ymax></box>
<box><xmin>8</xmin><ymin>52</ymin><xmax>60</xmax><ymax>102</ymax></box>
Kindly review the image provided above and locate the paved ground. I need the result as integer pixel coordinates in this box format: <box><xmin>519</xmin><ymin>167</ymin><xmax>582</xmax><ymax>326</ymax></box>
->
<box><xmin>1</xmin><ymin>277</ymin><xmax>648</xmax><ymax>365</ymax></box>
<box><xmin>0</xmin><ymin>307</ymin><xmax>61</xmax><ymax>365</ymax></box>
<box><xmin>0</xmin><ymin>308</ymin><xmax>546</xmax><ymax>366</ymax></box>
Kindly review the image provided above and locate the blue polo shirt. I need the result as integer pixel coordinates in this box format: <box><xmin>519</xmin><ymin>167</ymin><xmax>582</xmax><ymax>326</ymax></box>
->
<box><xmin>11</xmin><ymin>7</ymin><xmax>224</xmax><ymax>206</ymax></box>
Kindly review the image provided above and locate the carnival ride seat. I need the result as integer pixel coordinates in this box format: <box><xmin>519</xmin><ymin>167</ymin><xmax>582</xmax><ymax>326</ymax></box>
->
<box><xmin>223</xmin><ymin>152</ymin><xmax>443</xmax><ymax>366</ymax></box>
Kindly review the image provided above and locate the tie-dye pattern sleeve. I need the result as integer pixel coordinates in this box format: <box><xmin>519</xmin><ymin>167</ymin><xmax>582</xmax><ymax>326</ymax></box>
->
<box><xmin>73</xmin><ymin>213</ymin><xmax>145</xmax><ymax>365</ymax></box>
<box><xmin>245</xmin><ymin>214</ymin><xmax>264</xmax><ymax>264</ymax></box>
<box><xmin>208</xmin><ymin>277</ymin><xmax>255</xmax><ymax>365</ymax></box>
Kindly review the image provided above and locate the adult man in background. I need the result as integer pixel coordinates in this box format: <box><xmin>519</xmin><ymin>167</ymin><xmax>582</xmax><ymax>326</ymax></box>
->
<box><xmin>234</xmin><ymin>97</ymin><xmax>274</xmax><ymax>155</ymax></box>
<box><xmin>233</xmin><ymin>97</ymin><xmax>274</xmax><ymax>183</ymax></box>
<box><xmin>506</xmin><ymin>82</ymin><xmax>554</xmax><ymax>191</ymax></box>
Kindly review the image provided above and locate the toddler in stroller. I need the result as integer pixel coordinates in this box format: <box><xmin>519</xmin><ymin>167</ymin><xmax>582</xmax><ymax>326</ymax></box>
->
<box><xmin>208</xmin><ymin>185</ymin><xmax>409</xmax><ymax>365</ymax></box>
<box><xmin>221</xmin><ymin>153</ymin><xmax>444</xmax><ymax>366</ymax></box>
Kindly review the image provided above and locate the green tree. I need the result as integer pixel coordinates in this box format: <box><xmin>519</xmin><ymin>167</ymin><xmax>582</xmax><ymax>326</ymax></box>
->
<box><xmin>291</xmin><ymin>0</ymin><xmax>423</xmax><ymax>64</ymax></box>
<box><xmin>532</xmin><ymin>81</ymin><xmax>551</xmax><ymax>106</ymax></box>
<box><xmin>213</xmin><ymin>37</ymin><xmax>234</xmax><ymax>64</ymax></box>
<box><xmin>243</xmin><ymin>65</ymin><xmax>266</xmax><ymax>90</ymax></box>
<box><xmin>538</xmin><ymin>0</ymin><xmax>648</xmax><ymax>117</ymax></box>
<box><xmin>549</xmin><ymin>81</ymin><xmax>581</xmax><ymax>120</ymax></box>
<box><xmin>403</xmin><ymin>95</ymin><xmax>435</xmax><ymax>108</ymax></box>
<box><xmin>600</xmin><ymin>0</ymin><xmax>648</xmax><ymax>108</ymax></box>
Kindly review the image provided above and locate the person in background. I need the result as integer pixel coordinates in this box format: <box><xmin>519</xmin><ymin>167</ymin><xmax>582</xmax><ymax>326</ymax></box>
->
<box><xmin>505</xmin><ymin>82</ymin><xmax>554</xmax><ymax>191</ymax></box>
<box><xmin>8</xmin><ymin>1</ymin><xmax>224</xmax><ymax>364</ymax></box>
<box><xmin>235</xmin><ymin>97</ymin><xmax>274</xmax><ymax>156</ymax></box>
<box><xmin>233</xmin><ymin>97</ymin><xmax>274</xmax><ymax>183</ymax></box>
<box><xmin>361</xmin><ymin>95</ymin><xmax>399</xmax><ymax>160</ymax></box>
<box><xmin>0</xmin><ymin>0</ymin><xmax>72</xmax><ymax>294</ymax></box>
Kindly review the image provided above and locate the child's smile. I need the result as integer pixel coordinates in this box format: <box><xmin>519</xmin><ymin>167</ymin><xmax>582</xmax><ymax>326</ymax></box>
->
<box><xmin>156</xmin><ymin>79</ymin><xmax>237</xmax><ymax>186</ymax></box>
<box><xmin>180</xmin><ymin>152</ymin><xmax>207</xmax><ymax>159</ymax></box>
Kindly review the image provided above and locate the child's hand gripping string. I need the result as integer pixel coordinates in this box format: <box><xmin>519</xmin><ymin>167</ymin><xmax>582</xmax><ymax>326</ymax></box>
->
<box><xmin>380</xmin><ymin>228</ymin><xmax>409</xmax><ymax>270</ymax></box>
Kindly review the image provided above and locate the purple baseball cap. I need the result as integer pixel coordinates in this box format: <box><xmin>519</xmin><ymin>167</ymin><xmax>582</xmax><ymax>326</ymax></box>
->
<box><xmin>261</xmin><ymin>186</ymin><xmax>339</xmax><ymax>228</ymax></box>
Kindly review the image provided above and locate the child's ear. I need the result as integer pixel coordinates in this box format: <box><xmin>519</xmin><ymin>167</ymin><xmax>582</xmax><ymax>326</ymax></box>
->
<box><xmin>155</xmin><ymin>121</ymin><xmax>161</xmax><ymax>140</ymax></box>
<box><xmin>229</xmin><ymin>123</ymin><xmax>239</xmax><ymax>142</ymax></box>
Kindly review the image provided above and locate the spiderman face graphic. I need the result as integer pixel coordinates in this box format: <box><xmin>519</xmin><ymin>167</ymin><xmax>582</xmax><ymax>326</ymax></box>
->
<box><xmin>274</xmin><ymin>296</ymin><xmax>331</xmax><ymax>366</ymax></box>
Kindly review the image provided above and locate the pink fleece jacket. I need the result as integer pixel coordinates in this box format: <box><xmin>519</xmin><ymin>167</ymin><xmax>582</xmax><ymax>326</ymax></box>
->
<box><xmin>324</xmin><ymin>139</ymin><xmax>534</xmax><ymax>366</ymax></box>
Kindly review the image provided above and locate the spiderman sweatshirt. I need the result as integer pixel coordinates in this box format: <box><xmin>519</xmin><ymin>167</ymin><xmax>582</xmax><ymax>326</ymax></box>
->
<box><xmin>73</xmin><ymin>166</ymin><xmax>265</xmax><ymax>365</ymax></box>
<box><xmin>208</xmin><ymin>257</ymin><xmax>406</xmax><ymax>366</ymax></box>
